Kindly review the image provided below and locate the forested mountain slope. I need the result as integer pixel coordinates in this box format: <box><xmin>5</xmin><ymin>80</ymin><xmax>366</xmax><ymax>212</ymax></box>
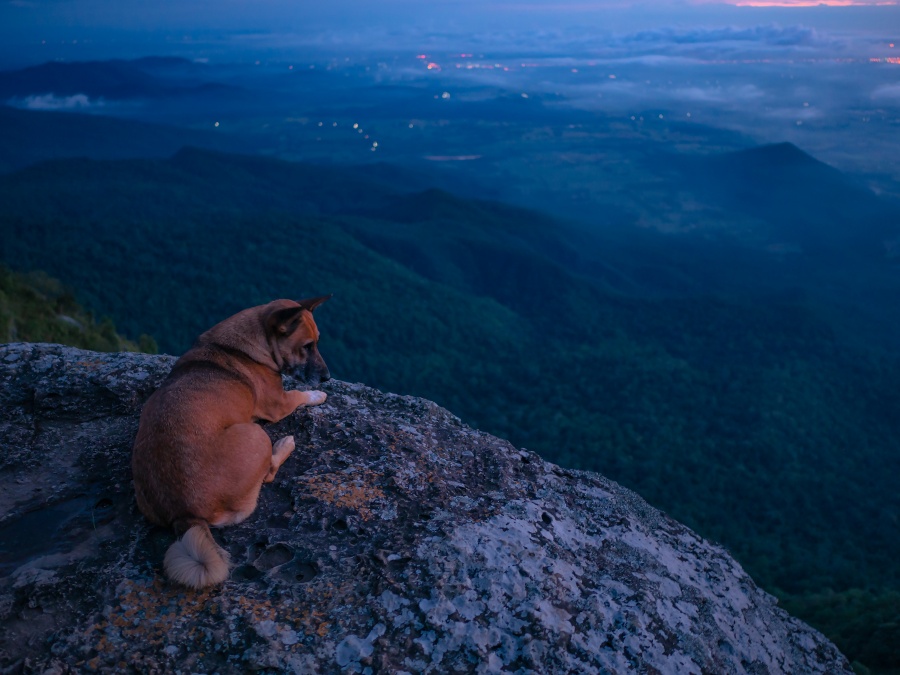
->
<box><xmin>1</xmin><ymin>148</ymin><xmax>898</xmax><ymax>671</ymax></box>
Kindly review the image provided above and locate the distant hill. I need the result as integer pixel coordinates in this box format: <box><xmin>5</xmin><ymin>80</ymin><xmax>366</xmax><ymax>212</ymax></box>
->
<box><xmin>0</xmin><ymin>58</ymin><xmax>240</xmax><ymax>102</ymax></box>
<box><xmin>0</xmin><ymin>107</ymin><xmax>253</xmax><ymax>173</ymax></box>
<box><xmin>1</xmin><ymin>147</ymin><xmax>899</xmax><ymax>672</ymax></box>
<box><xmin>679</xmin><ymin>142</ymin><xmax>900</xmax><ymax>257</ymax></box>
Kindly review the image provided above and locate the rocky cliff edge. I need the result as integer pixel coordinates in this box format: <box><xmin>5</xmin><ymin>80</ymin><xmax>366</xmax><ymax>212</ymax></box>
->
<box><xmin>0</xmin><ymin>343</ymin><xmax>850</xmax><ymax>674</ymax></box>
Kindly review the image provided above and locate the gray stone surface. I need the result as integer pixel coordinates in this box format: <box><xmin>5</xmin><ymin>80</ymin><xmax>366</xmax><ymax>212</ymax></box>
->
<box><xmin>0</xmin><ymin>343</ymin><xmax>851</xmax><ymax>674</ymax></box>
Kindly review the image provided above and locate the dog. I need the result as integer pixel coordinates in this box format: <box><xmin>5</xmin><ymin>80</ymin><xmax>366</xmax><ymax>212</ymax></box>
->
<box><xmin>132</xmin><ymin>297</ymin><xmax>331</xmax><ymax>589</ymax></box>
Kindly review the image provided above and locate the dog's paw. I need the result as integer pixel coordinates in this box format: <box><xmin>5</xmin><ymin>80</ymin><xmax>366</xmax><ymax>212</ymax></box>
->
<box><xmin>305</xmin><ymin>390</ymin><xmax>327</xmax><ymax>406</ymax></box>
<box><xmin>273</xmin><ymin>435</ymin><xmax>295</xmax><ymax>455</ymax></box>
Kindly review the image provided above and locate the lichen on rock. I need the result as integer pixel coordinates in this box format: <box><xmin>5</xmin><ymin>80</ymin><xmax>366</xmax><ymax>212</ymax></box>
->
<box><xmin>0</xmin><ymin>343</ymin><xmax>851</xmax><ymax>673</ymax></box>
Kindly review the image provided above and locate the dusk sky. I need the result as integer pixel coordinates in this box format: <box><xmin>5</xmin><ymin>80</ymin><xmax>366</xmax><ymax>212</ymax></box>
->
<box><xmin>1</xmin><ymin>0</ymin><xmax>898</xmax><ymax>59</ymax></box>
<box><xmin>1</xmin><ymin>0</ymin><xmax>897</xmax><ymax>177</ymax></box>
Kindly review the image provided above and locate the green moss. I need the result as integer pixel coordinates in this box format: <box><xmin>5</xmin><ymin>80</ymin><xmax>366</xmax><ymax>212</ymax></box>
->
<box><xmin>0</xmin><ymin>265</ymin><xmax>156</xmax><ymax>353</ymax></box>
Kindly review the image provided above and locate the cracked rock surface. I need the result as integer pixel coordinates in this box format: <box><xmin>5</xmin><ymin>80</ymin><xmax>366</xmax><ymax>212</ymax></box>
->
<box><xmin>0</xmin><ymin>343</ymin><xmax>850</xmax><ymax>674</ymax></box>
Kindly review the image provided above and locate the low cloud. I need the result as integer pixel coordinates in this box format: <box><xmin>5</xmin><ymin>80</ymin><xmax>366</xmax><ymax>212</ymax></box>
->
<box><xmin>670</xmin><ymin>84</ymin><xmax>765</xmax><ymax>103</ymax></box>
<box><xmin>621</xmin><ymin>24</ymin><xmax>822</xmax><ymax>47</ymax></box>
<box><xmin>762</xmin><ymin>105</ymin><xmax>824</xmax><ymax>120</ymax></box>
<box><xmin>10</xmin><ymin>93</ymin><xmax>103</xmax><ymax>110</ymax></box>
<box><xmin>872</xmin><ymin>83</ymin><xmax>900</xmax><ymax>101</ymax></box>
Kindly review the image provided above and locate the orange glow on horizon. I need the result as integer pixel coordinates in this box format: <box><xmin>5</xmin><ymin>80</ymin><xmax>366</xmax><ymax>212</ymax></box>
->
<box><xmin>731</xmin><ymin>0</ymin><xmax>896</xmax><ymax>5</ymax></box>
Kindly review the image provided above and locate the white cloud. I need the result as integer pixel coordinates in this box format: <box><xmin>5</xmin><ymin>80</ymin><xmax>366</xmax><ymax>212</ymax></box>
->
<box><xmin>10</xmin><ymin>93</ymin><xmax>103</xmax><ymax>110</ymax></box>
<box><xmin>872</xmin><ymin>83</ymin><xmax>900</xmax><ymax>101</ymax></box>
<box><xmin>670</xmin><ymin>84</ymin><xmax>765</xmax><ymax>103</ymax></box>
<box><xmin>620</xmin><ymin>24</ymin><xmax>823</xmax><ymax>47</ymax></box>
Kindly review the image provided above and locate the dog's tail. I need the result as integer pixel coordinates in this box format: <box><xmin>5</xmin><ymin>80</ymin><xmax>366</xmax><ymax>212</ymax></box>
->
<box><xmin>163</xmin><ymin>520</ymin><xmax>230</xmax><ymax>589</ymax></box>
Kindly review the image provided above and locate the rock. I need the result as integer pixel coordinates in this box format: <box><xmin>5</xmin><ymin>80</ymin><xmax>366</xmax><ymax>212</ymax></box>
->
<box><xmin>0</xmin><ymin>343</ymin><xmax>851</xmax><ymax>674</ymax></box>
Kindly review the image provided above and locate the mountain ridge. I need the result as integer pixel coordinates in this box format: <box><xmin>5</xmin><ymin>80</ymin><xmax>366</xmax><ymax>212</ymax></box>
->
<box><xmin>0</xmin><ymin>106</ymin><xmax>251</xmax><ymax>173</ymax></box>
<box><xmin>680</xmin><ymin>141</ymin><xmax>900</xmax><ymax>256</ymax></box>
<box><xmin>0</xmin><ymin>58</ymin><xmax>239</xmax><ymax>101</ymax></box>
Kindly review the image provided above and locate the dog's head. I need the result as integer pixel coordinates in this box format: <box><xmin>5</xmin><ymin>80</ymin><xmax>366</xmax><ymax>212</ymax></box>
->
<box><xmin>264</xmin><ymin>296</ymin><xmax>331</xmax><ymax>386</ymax></box>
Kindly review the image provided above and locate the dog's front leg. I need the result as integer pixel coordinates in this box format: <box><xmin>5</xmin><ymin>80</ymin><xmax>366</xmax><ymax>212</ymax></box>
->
<box><xmin>263</xmin><ymin>390</ymin><xmax>327</xmax><ymax>423</ymax></box>
<box><xmin>287</xmin><ymin>389</ymin><xmax>327</xmax><ymax>409</ymax></box>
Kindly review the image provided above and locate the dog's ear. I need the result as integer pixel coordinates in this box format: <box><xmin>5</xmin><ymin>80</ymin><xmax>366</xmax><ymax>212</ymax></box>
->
<box><xmin>265</xmin><ymin>305</ymin><xmax>305</xmax><ymax>337</ymax></box>
<box><xmin>297</xmin><ymin>294</ymin><xmax>332</xmax><ymax>313</ymax></box>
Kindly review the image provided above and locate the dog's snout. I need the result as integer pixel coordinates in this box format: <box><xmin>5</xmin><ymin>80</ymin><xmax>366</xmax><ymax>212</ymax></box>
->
<box><xmin>320</xmin><ymin>370</ymin><xmax>331</xmax><ymax>383</ymax></box>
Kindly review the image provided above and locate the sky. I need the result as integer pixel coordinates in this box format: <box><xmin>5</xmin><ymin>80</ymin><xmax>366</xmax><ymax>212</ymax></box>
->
<box><xmin>0</xmin><ymin>0</ymin><xmax>895</xmax><ymax>69</ymax></box>
<box><xmin>1</xmin><ymin>0</ymin><xmax>897</xmax><ymax>181</ymax></box>
<box><xmin>1</xmin><ymin>0</ymin><xmax>898</xmax><ymax>49</ymax></box>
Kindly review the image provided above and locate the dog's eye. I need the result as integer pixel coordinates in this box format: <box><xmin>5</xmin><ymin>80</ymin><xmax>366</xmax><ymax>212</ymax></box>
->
<box><xmin>303</xmin><ymin>342</ymin><xmax>314</xmax><ymax>351</ymax></box>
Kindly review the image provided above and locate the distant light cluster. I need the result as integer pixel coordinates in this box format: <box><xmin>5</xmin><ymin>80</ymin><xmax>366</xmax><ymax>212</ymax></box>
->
<box><xmin>304</xmin><ymin>119</ymin><xmax>392</xmax><ymax>152</ymax></box>
<box><xmin>416</xmin><ymin>51</ymin><xmax>899</xmax><ymax>80</ymax></box>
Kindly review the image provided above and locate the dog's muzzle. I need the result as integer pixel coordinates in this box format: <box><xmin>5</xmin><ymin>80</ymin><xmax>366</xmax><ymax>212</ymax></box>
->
<box><xmin>288</xmin><ymin>363</ymin><xmax>331</xmax><ymax>385</ymax></box>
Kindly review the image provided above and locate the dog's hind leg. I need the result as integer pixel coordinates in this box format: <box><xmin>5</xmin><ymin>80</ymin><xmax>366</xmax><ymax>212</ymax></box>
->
<box><xmin>205</xmin><ymin>423</ymin><xmax>275</xmax><ymax>526</ymax></box>
<box><xmin>265</xmin><ymin>436</ymin><xmax>295</xmax><ymax>483</ymax></box>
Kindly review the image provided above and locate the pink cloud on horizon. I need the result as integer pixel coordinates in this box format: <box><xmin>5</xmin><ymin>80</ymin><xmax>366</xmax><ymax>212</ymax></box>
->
<box><xmin>694</xmin><ymin>0</ymin><xmax>898</xmax><ymax>5</ymax></box>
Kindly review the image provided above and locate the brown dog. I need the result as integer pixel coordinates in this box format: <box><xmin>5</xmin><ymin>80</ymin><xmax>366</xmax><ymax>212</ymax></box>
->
<box><xmin>132</xmin><ymin>297</ymin><xmax>331</xmax><ymax>589</ymax></box>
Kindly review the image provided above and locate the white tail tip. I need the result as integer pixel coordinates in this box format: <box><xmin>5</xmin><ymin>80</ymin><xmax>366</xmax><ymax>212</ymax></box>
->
<box><xmin>163</xmin><ymin>524</ymin><xmax>230</xmax><ymax>589</ymax></box>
